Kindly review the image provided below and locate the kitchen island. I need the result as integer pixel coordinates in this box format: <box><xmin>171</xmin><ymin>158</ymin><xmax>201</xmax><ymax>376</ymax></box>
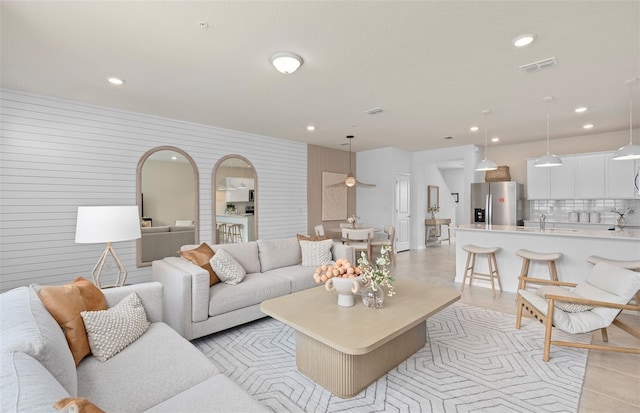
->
<box><xmin>456</xmin><ymin>224</ymin><xmax>640</xmax><ymax>293</ymax></box>
<box><xmin>216</xmin><ymin>214</ymin><xmax>256</xmax><ymax>242</ymax></box>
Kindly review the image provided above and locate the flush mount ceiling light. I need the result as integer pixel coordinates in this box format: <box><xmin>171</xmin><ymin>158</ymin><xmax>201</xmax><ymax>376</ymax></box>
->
<box><xmin>583</xmin><ymin>123</ymin><xmax>594</xmax><ymax>129</ymax></box>
<box><xmin>575</xmin><ymin>107</ymin><xmax>588</xmax><ymax>113</ymax></box>
<box><xmin>470</xmin><ymin>126</ymin><xmax>479</xmax><ymax>132</ymax></box>
<box><xmin>106</xmin><ymin>77</ymin><xmax>124</xmax><ymax>85</ymax></box>
<box><xmin>513</xmin><ymin>33</ymin><xmax>536</xmax><ymax>47</ymax></box>
<box><xmin>270</xmin><ymin>52</ymin><xmax>303</xmax><ymax>74</ymax></box>
<box><xmin>614</xmin><ymin>78</ymin><xmax>640</xmax><ymax>160</ymax></box>
<box><xmin>475</xmin><ymin>110</ymin><xmax>498</xmax><ymax>171</ymax></box>
<box><xmin>306</xmin><ymin>125</ymin><xmax>316</xmax><ymax>131</ymax></box>
<box><xmin>535</xmin><ymin>97</ymin><xmax>563</xmax><ymax>167</ymax></box>
<box><xmin>491</xmin><ymin>137</ymin><xmax>500</xmax><ymax>142</ymax></box>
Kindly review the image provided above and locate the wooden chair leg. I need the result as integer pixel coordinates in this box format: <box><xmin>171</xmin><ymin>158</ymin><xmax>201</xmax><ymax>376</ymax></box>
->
<box><xmin>600</xmin><ymin>328</ymin><xmax>609</xmax><ymax>343</ymax></box>
<box><xmin>515</xmin><ymin>297</ymin><xmax>524</xmax><ymax>329</ymax></box>
<box><xmin>548</xmin><ymin>261</ymin><xmax>559</xmax><ymax>281</ymax></box>
<box><xmin>543</xmin><ymin>299</ymin><xmax>555</xmax><ymax>362</ymax></box>
<box><xmin>492</xmin><ymin>253</ymin><xmax>503</xmax><ymax>292</ymax></box>
<box><xmin>487</xmin><ymin>254</ymin><xmax>496</xmax><ymax>297</ymax></box>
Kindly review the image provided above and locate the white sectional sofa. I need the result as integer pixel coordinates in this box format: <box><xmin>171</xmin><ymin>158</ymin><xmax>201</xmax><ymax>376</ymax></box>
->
<box><xmin>0</xmin><ymin>282</ymin><xmax>267</xmax><ymax>413</ymax></box>
<box><xmin>152</xmin><ymin>237</ymin><xmax>354</xmax><ymax>340</ymax></box>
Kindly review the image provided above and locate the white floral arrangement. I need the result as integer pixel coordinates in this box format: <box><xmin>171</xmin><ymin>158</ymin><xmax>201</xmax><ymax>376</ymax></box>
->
<box><xmin>357</xmin><ymin>244</ymin><xmax>395</xmax><ymax>297</ymax></box>
<box><xmin>611</xmin><ymin>205</ymin><xmax>633</xmax><ymax>218</ymax></box>
<box><xmin>347</xmin><ymin>214</ymin><xmax>359</xmax><ymax>225</ymax></box>
<box><xmin>427</xmin><ymin>204</ymin><xmax>440</xmax><ymax>213</ymax></box>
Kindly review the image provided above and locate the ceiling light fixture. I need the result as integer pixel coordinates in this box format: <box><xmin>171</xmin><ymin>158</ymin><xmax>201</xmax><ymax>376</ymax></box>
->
<box><xmin>535</xmin><ymin>97</ymin><xmax>563</xmax><ymax>167</ymax></box>
<box><xmin>470</xmin><ymin>126</ymin><xmax>479</xmax><ymax>132</ymax></box>
<box><xmin>491</xmin><ymin>137</ymin><xmax>500</xmax><ymax>143</ymax></box>
<box><xmin>513</xmin><ymin>33</ymin><xmax>536</xmax><ymax>47</ymax></box>
<box><xmin>475</xmin><ymin>110</ymin><xmax>498</xmax><ymax>171</ymax></box>
<box><xmin>575</xmin><ymin>107</ymin><xmax>588</xmax><ymax>113</ymax></box>
<box><xmin>107</xmin><ymin>77</ymin><xmax>124</xmax><ymax>86</ymax></box>
<box><xmin>583</xmin><ymin>123</ymin><xmax>594</xmax><ymax>129</ymax></box>
<box><xmin>306</xmin><ymin>125</ymin><xmax>316</xmax><ymax>131</ymax></box>
<box><xmin>270</xmin><ymin>52</ymin><xmax>303</xmax><ymax>74</ymax></box>
<box><xmin>613</xmin><ymin>78</ymin><xmax>640</xmax><ymax>160</ymax></box>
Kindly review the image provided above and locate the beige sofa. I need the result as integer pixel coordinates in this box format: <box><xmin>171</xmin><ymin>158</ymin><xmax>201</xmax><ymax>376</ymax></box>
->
<box><xmin>141</xmin><ymin>225</ymin><xmax>195</xmax><ymax>262</ymax></box>
<box><xmin>0</xmin><ymin>282</ymin><xmax>267</xmax><ymax>412</ymax></box>
<box><xmin>152</xmin><ymin>237</ymin><xmax>354</xmax><ymax>340</ymax></box>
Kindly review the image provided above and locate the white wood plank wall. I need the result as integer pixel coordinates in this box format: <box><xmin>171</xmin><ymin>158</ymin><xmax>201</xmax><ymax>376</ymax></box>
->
<box><xmin>0</xmin><ymin>89</ymin><xmax>308</xmax><ymax>292</ymax></box>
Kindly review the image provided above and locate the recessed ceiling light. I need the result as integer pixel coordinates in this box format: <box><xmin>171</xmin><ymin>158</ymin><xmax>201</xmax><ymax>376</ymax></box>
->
<box><xmin>270</xmin><ymin>52</ymin><xmax>303</xmax><ymax>74</ymax></box>
<box><xmin>513</xmin><ymin>34</ymin><xmax>536</xmax><ymax>47</ymax></box>
<box><xmin>306</xmin><ymin>125</ymin><xmax>316</xmax><ymax>131</ymax></box>
<box><xmin>583</xmin><ymin>123</ymin><xmax>594</xmax><ymax>129</ymax></box>
<box><xmin>470</xmin><ymin>126</ymin><xmax>479</xmax><ymax>132</ymax></box>
<box><xmin>171</xmin><ymin>156</ymin><xmax>177</xmax><ymax>160</ymax></box>
<box><xmin>491</xmin><ymin>137</ymin><xmax>500</xmax><ymax>142</ymax></box>
<box><xmin>106</xmin><ymin>77</ymin><xmax>124</xmax><ymax>86</ymax></box>
<box><xmin>575</xmin><ymin>107</ymin><xmax>588</xmax><ymax>113</ymax></box>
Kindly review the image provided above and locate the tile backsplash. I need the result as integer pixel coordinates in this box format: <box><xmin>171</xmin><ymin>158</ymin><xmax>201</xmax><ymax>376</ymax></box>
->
<box><xmin>529</xmin><ymin>199</ymin><xmax>640</xmax><ymax>226</ymax></box>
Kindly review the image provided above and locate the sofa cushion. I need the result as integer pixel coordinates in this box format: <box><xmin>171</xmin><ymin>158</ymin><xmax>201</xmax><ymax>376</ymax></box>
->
<box><xmin>300</xmin><ymin>239</ymin><xmax>334</xmax><ymax>267</ymax></box>
<box><xmin>257</xmin><ymin>237</ymin><xmax>302</xmax><ymax>272</ymax></box>
<box><xmin>77</xmin><ymin>322</ymin><xmax>219</xmax><ymax>412</ymax></box>
<box><xmin>142</xmin><ymin>225</ymin><xmax>170</xmax><ymax>234</ymax></box>
<box><xmin>145</xmin><ymin>374</ymin><xmax>268</xmax><ymax>413</ymax></box>
<box><xmin>81</xmin><ymin>293</ymin><xmax>150</xmax><ymax>362</ymax></box>
<box><xmin>210</xmin><ymin>249</ymin><xmax>247</xmax><ymax>285</ymax></box>
<box><xmin>179</xmin><ymin>243</ymin><xmax>220</xmax><ymax>286</ymax></box>
<box><xmin>208</xmin><ymin>273</ymin><xmax>291</xmax><ymax>317</ymax></box>
<box><xmin>263</xmin><ymin>265</ymin><xmax>317</xmax><ymax>293</ymax></box>
<box><xmin>1</xmin><ymin>351</ymin><xmax>71</xmax><ymax>413</ymax></box>
<box><xmin>35</xmin><ymin>277</ymin><xmax>108</xmax><ymax>365</ymax></box>
<box><xmin>169</xmin><ymin>225</ymin><xmax>194</xmax><ymax>232</ymax></box>
<box><xmin>212</xmin><ymin>241</ymin><xmax>261</xmax><ymax>274</ymax></box>
<box><xmin>0</xmin><ymin>287</ymin><xmax>78</xmax><ymax>396</ymax></box>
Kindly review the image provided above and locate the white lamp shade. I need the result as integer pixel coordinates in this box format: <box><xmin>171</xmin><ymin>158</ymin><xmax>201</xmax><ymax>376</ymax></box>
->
<box><xmin>75</xmin><ymin>206</ymin><xmax>142</xmax><ymax>243</ymax></box>
<box><xmin>475</xmin><ymin>159</ymin><xmax>497</xmax><ymax>171</ymax></box>
<box><xmin>534</xmin><ymin>153</ymin><xmax>563</xmax><ymax>167</ymax></box>
<box><xmin>271</xmin><ymin>52</ymin><xmax>302</xmax><ymax>74</ymax></box>
<box><xmin>613</xmin><ymin>143</ymin><xmax>640</xmax><ymax>160</ymax></box>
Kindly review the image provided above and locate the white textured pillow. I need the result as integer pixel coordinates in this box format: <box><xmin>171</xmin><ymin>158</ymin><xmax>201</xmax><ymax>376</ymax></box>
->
<box><xmin>80</xmin><ymin>293</ymin><xmax>150</xmax><ymax>362</ymax></box>
<box><xmin>210</xmin><ymin>249</ymin><xmax>246</xmax><ymax>285</ymax></box>
<box><xmin>300</xmin><ymin>239</ymin><xmax>334</xmax><ymax>267</ymax></box>
<box><xmin>536</xmin><ymin>286</ymin><xmax>594</xmax><ymax>313</ymax></box>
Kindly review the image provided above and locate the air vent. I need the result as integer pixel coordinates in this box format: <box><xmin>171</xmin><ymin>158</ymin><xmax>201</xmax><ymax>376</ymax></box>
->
<box><xmin>519</xmin><ymin>57</ymin><xmax>557</xmax><ymax>73</ymax></box>
<box><xmin>364</xmin><ymin>107</ymin><xmax>384</xmax><ymax>115</ymax></box>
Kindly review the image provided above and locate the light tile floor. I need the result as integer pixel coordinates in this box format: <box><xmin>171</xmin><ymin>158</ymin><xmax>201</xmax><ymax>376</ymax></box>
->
<box><xmin>392</xmin><ymin>242</ymin><xmax>640</xmax><ymax>413</ymax></box>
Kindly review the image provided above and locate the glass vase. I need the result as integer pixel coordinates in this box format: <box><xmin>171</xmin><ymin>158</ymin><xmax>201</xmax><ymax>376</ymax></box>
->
<box><xmin>616</xmin><ymin>215</ymin><xmax>626</xmax><ymax>230</ymax></box>
<box><xmin>361</xmin><ymin>283</ymin><xmax>385</xmax><ymax>309</ymax></box>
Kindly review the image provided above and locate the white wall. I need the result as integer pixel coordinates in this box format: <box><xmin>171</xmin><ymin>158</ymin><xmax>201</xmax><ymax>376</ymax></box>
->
<box><xmin>441</xmin><ymin>167</ymin><xmax>465</xmax><ymax>237</ymax></box>
<box><xmin>0</xmin><ymin>89</ymin><xmax>307</xmax><ymax>291</ymax></box>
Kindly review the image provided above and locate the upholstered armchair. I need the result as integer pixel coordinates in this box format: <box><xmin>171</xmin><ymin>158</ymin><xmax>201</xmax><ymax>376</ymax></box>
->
<box><xmin>516</xmin><ymin>262</ymin><xmax>640</xmax><ymax>362</ymax></box>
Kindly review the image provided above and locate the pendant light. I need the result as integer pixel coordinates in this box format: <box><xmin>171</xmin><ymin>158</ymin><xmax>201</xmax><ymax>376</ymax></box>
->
<box><xmin>534</xmin><ymin>96</ymin><xmax>563</xmax><ymax>167</ymax></box>
<box><xmin>613</xmin><ymin>78</ymin><xmax>640</xmax><ymax>160</ymax></box>
<box><xmin>475</xmin><ymin>110</ymin><xmax>498</xmax><ymax>171</ymax></box>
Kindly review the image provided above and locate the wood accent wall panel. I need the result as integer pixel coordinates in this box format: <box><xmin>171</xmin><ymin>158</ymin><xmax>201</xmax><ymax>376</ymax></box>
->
<box><xmin>307</xmin><ymin>145</ymin><xmax>356</xmax><ymax>235</ymax></box>
<box><xmin>0</xmin><ymin>89</ymin><xmax>307</xmax><ymax>291</ymax></box>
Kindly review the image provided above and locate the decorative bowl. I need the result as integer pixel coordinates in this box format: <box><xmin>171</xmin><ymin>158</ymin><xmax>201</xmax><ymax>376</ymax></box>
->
<box><xmin>325</xmin><ymin>275</ymin><xmax>362</xmax><ymax>307</ymax></box>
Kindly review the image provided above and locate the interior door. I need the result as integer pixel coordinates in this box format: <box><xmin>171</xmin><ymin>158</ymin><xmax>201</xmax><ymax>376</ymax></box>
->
<box><xmin>395</xmin><ymin>173</ymin><xmax>411</xmax><ymax>252</ymax></box>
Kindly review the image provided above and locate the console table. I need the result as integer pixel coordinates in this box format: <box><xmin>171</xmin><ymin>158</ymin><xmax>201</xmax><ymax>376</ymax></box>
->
<box><xmin>425</xmin><ymin>218</ymin><xmax>451</xmax><ymax>247</ymax></box>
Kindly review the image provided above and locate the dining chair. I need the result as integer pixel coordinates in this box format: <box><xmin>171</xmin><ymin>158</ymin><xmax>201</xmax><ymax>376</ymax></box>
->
<box><xmin>369</xmin><ymin>225</ymin><xmax>396</xmax><ymax>266</ymax></box>
<box><xmin>515</xmin><ymin>262</ymin><xmax>640</xmax><ymax>361</ymax></box>
<box><xmin>342</xmin><ymin>228</ymin><xmax>373</xmax><ymax>261</ymax></box>
<box><xmin>314</xmin><ymin>224</ymin><xmax>325</xmax><ymax>237</ymax></box>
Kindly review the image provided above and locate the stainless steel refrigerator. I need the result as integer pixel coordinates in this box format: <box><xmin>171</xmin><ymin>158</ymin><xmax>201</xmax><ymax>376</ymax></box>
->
<box><xmin>470</xmin><ymin>182</ymin><xmax>524</xmax><ymax>226</ymax></box>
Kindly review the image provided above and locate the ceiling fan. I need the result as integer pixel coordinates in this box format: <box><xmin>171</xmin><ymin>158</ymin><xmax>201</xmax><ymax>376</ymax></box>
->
<box><xmin>330</xmin><ymin>135</ymin><xmax>376</xmax><ymax>188</ymax></box>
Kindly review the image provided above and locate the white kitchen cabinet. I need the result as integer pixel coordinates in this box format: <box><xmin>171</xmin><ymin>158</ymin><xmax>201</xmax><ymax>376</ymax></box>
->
<box><xmin>549</xmin><ymin>156</ymin><xmax>574</xmax><ymax>199</ymax></box>
<box><xmin>526</xmin><ymin>159</ymin><xmax>550</xmax><ymax>200</ymax></box>
<box><xmin>575</xmin><ymin>153</ymin><xmax>605</xmax><ymax>199</ymax></box>
<box><xmin>604</xmin><ymin>153</ymin><xmax>637</xmax><ymax>199</ymax></box>
<box><xmin>225</xmin><ymin>177</ymin><xmax>254</xmax><ymax>202</ymax></box>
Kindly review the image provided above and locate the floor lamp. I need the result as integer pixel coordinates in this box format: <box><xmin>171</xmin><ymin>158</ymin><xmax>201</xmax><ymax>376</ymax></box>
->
<box><xmin>75</xmin><ymin>206</ymin><xmax>141</xmax><ymax>288</ymax></box>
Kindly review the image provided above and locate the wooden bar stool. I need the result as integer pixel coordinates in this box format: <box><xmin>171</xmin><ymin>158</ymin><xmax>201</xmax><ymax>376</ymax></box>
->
<box><xmin>216</xmin><ymin>223</ymin><xmax>228</xmax><ymax>243</ymax></box>
<box><xmin>516</xmin><ymin>250</ymin><xmax>562</xmax><ymax>287</ymax></box>
<box><xmin>228</xmin><ymin>223</ymin><xmax>244</xmax><ymax>243</ymax></box>
<box><xmin>461</xmin><ymin>245</ymin><xmax>502</xmax><ymax>297</ymax></box>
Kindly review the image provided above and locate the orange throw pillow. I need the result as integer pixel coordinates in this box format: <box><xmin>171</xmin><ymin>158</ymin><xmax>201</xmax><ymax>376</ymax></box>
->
<box><xmin>297</xmin><ymin>234</ymin><xmax>328</xmax><ymax>241</ymax></box>
<box><xmin>36</xmin><ymin>277</ymin><xmax>107</xmax><ymax>365</ymax></box>
<box><xmin>179</xmin><ymin>243</ymin><xmax>220</xmax><ymax>286</ymax></box>
<box><xmin>54</xmin><ymin>397</ymin><xmax>105</xmax><ymax>413</ymax></box>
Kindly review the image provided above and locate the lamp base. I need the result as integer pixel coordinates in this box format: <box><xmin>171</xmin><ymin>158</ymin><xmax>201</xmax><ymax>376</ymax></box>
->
<box><xmin>91</xmin><ymin>242</ymin><xmax>127</xmax><ymax>288</ymax></box>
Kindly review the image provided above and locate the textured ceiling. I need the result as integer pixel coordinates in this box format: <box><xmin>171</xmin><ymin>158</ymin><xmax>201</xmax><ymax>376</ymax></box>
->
<box><xmin>2</xmin><ymin>1</ymin><xmax>639</xmax><ymax>152</ymax></box>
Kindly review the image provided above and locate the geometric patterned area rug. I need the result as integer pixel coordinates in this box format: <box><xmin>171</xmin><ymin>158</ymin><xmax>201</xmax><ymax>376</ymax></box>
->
<box><xmin>193</xmin><ymin>303</ymin><xmax>590</xmax><ymax>413</ymax></box>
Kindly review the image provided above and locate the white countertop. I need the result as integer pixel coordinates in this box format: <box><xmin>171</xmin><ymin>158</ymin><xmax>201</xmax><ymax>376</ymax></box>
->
<box><xmin>457</xmin><ymin>224</ymin><xmax>640</xmax><ymax>240</ymax></box>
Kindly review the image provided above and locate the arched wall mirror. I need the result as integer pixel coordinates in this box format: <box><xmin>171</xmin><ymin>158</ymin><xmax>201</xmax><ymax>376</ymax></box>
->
<box><xmin>136</xmin><ymin>146</ymin><xmax>199</xmax><ymax>267</ymax></box>
<box><xmin>212</xmin><ymin>155</ymin><xmax>257</xmax><ymax>244</ymax></box>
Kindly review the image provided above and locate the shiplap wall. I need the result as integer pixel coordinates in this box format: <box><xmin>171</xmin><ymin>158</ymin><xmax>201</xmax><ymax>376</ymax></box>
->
<box><xmin>0</xmin><ymin>89</ymin><xmax>307</xmax><ymax>292</ymax></box>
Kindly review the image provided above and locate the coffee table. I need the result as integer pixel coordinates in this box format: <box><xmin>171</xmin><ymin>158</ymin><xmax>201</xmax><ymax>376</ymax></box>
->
<box><xmin>260</xmin><ymin>279</ymin><xmax>460</xmax><ymax>398</ymax></box>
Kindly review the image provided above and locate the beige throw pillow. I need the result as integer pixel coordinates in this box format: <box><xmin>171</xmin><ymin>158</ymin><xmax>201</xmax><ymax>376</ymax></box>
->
<box><xmin>536</xmin><ymin>285</ymin><xmax>595</xmax><ymax>313</ymax></box>
<box><xmin>300</xmin><ymin>239</ymin><xmax>334</xmax><ymax>267</ymax></box>
<box><xmin>209</xmin><ymin>249</ymin><xmax>246</xmax><ymax>285</ymax></box>
<box><xmin>81</xmin><ymin>293</ymin><xmax>150</xmax><ymax>362</ymax></box>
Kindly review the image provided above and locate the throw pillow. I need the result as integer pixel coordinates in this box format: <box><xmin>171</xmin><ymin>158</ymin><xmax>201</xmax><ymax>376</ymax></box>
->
<box><xmin>300</xmin><ymin>239</ymin><xmax>334</xmax><ymax>267</ymax></box>
<box><xmin>35</xmin><ymin>277</ymin><xmax>107</xmax><ymax>366</ymax></box>
<box><xmin>209</xmin><ymin>249</ymin><xmax>246</xmax><ymax>285</ymax></box>
<box><xmin>81</xmin><ymin>292</ymin><xmax>150</xmax><ymax>362</ymax></box>
<box><xmin>179</xmin><ymin>243</ymin><xmax>220</xmax><ymax>286</ymax></box>
<box><xmin>536</xmin><ymin>285</ymin><xmax>595</xmax><ymax>313</ymax></box>
<box><xmin>54</xmin><ymin>397</ymin><xmax>105</xmax><ymax>413</ymax></box>
<box><xmin>297</xmin><ymin>234</ymin><xmax>328</xmax><ymax>241</ymax></box>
